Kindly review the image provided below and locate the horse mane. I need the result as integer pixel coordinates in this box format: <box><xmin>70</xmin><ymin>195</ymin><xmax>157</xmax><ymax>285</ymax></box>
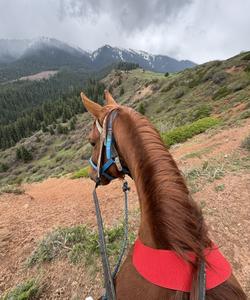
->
<box><xmin>118</xmin><ymin>106</ymin><xmax>212</xmax><ymax>261</ymax></box>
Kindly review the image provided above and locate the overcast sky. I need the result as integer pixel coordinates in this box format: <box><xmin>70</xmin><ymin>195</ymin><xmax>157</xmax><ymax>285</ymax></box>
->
<box><xmin>0</xmin><ymin>0</ymin><xmax>250</xmax><ymax>63</ymax></box>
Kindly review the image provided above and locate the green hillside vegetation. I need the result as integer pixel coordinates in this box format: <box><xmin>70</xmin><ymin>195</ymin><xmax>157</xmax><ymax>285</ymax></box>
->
<box><xmin>0</xmin><ymin>71</ymin><xmax>106</xmax><ymax>149</ymax></box>
<box><xmin>0</xmin><ymin>52</ymin><xmax>250</xmax><ymax>188</ymax></box>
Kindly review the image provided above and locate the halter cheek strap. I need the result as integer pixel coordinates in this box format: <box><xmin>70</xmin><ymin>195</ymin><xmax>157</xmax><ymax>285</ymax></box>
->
<box><xmin>89</xmin><ymin>109</ymin><xmax>131</xmax><ymax>181</ymax></box>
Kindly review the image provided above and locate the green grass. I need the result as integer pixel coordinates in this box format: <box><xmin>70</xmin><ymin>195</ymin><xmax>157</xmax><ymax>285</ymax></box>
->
<box><xmin>27</xmin><ymin>224</ymin><xmax>135</xmax><ymax>268</ymax></box>
<box><xmin>71</xmin><ymin>166</ymin><xmax>89</xmax><ymax>179</ymax></box>
<box><xmin>1</xmin><ymin>279</ymin><xmax>40</xmax><ymax>300</ymax></box>
<box><xmin>162</xmin><ymin>117</ymin><xmax>220</xmax><ymax>147</ymax></box>
<box><xmin>214</xmin><ymin>184</ymin><xmax>225</xmax><ymax>192</ymax></box>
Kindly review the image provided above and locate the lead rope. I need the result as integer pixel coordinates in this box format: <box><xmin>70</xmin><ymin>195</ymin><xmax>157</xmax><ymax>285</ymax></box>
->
<box><xmin>93</xmin><ymin>182</ymin><xmax>116</xmax><ymax>300</ymax></box>
<box><xmin>93</xmin><ymin>181</ymin><xmax>130</xmax><ymax>300</ymax></box>
<box><xmin>198</xmin><ymin>260</ymin><xmax>206</xmax><ymax>300</ymax></box>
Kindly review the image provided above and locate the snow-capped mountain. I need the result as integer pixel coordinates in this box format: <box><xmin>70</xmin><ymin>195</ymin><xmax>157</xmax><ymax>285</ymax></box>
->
<box><xmin>89</xmin><ymin>45</ymin><xmax>195</xmax><ymax>72</ymax></box>
<box><xmin>0</xmin><ymin>38</ymin><xmax>196</xmax><ymax>82</ymax></box>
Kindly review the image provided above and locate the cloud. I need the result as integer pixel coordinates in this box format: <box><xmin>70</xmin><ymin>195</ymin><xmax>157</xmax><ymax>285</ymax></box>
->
<box><xmin>59</xmin><ymin>0</ymin><xmax>192</xmax><ymax>32</ymax></box>
<box><xmin>0</xmin><ymin>0</ymin><xmax>250</xmax><ymax>63</ymax></box>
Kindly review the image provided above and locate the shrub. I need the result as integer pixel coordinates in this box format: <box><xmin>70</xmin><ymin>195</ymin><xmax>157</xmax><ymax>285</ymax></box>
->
<box><xmin>241</xmin><ymin>52</ymin><xmax>250</xmax><ymax>60</ymax></box>
<box><xmin>56</xmin><ymin>124</ymin><xmax>68</xmax><ymax>134</ymax></box>
<box><xmin>245</xmin><ymin>65</ymin><xmax>250</xmax><ymax>73</ymax></box>
<box><xmin>71</xmin><ymin>166</ymin><xmax>89</xmax><ymax>179</ymax></box>
<box><xmin>212</xmin><ymin>71</ymin><xmax>228</xmax><ymax>85</ymax></box>
<box><xmin>164</xmin><ymin>72</ymin><xmax>169</xmax><ymax>77</ymax></box>
<box><xmin>0</xmin><ymin>185</ymin><xmax>24</xmax><ymax>195</ymax></box>
<box><xmin>192</xmin><ymin>105</ymin><xmax>212</xmax><ymax>120</ymax></box>
<box><xmin>188</xmin><ymin>77</ymin><xmax>201</xmax><ymax>88</ymax></box>
<box><xmin>120</xmin><ymin>86</ymin><xmax>125</xmax><ymax>96</ymax></box>
<box><xmin>1</xmin><ymin>279</ymin><xmax>40</xmax><ymax>300</ymax></box>
<box><xmin>138</xmin><ymin>103</ymin><xmax>146</xmax><ymax>115</ymax></box>
<box><xmin>212</xmin><ymin>86</ymin><xmax>230</xmax><ymax>100</ymax></box>
<box><xmin>162</xmin><ymin>117</ymin><xmax>220</xmax><ymax>147</ymax></box>
<box><xmin>241</xmin><ymin>134</ymin><xmax>250</xmax><ymax>151</ymax></box>
<box><xmin>173</xmin><ymin>88</ymin><xmax>185</xmax><ymax>99</ymax></box>
<box><xmin>16</xmin><ymin>146</ymin><xmax>33</xmax><ymax>162</ymax></box>
<box><xmin>0</xmin><ymin>162</ymin><xmax>9</xmax><ymax>172</ymax></box>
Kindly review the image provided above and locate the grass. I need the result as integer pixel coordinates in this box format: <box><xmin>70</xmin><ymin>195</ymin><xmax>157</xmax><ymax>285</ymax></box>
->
<box><xmin>71</xmin><ymin>166</ymin><xmax>89</xmax><ymax>179</ymax></box>
<box><xmin>214</xmin><ymin>184</ymin><xmax>225</xmax><ymax>192</ymax></box>
<box><xmin>162</xmin><ymin>117</ymin><xmax>220</xmax><ymax>147</ymax></box>
<box><xmin>184</xmin><ymin>152</ymin><xmax>250</xmax><ymax>193</ymax></box>
<box><xmin>0</xmin><ymin>184</ymin><xmax>24</xmax><ymax>195</ymax></box>
<box><xmin>182</xmin><ymin>145</ymin><xmax>218</xmax><ymax>160</ymax></box>
<box><xmin>27</xmin><ymin>224</ymin><xmax>135</xmax><ymax>268</ymax></box>
<box><xmin>1</xmin><ymin>279</ymin><xmax>40</xmax><ymax>300</ymax></box>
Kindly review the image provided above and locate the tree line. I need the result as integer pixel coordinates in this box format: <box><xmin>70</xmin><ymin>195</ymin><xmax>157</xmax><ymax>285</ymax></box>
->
<box><xmin>0</xmin><ymin>72</ymin><xmax>105</xmax><ymax>149</ymax></box>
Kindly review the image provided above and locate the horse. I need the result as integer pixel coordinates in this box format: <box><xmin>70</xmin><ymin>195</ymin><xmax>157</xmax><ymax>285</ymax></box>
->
<box><xmin>80</xmin><ymin>90</ymin><xmax>247</xmax><ymax>300</ymax></box>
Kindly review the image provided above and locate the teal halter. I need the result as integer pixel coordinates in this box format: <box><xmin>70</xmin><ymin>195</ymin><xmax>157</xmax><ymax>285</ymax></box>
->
<box><xmin>89</xmin><ymin>109</ymin><xmax>131</xmax><ymax>182</ymax></box>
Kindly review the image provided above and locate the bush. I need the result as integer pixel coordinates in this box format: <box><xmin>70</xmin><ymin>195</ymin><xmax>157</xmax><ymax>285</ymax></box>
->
<box><xmin>56</xmin><ymin>124</ymin><xmax>68</xmax><ymax>134</ymax></box>
<box><xmin>162</xmin><ymin>117</ymin><xmax>220</xmax><ymax>147</ymax></box>
<box><xmin>241</xmin><ymin>135</ymin><xmax>250</xmax><ymax>151</ymax></box>
<box><xmin>164</xmin><ymin>72</ymin><xmax>169</xmax><ymax>77</ymax></box>
<box><xmin>2</xmin><ymin>279</ymin><xmax>40</xmax><ymax>300</ymax></box>
<box><xmin>192</xmin><ymin>105</ymin><xmax>212</xmax><ymax>120</ymax></box>
<box><xmin>0</xmin><ymin>162</ymin><xmax>9</xmax><ymax>172</ymax></box>
<box><xmin>71</xmin><ymin>166</ymin><xmax>89</xmax><ymax>179</ymax></box>
<box><xmin>173</xmin><ymin>88</ymin><xmax>185</xmax><ymax>99</ymax></box>
<box><xmin>16</xmin><ymin>146</ymin><xmax>33</xmax><ymax>162</ymax></box>
<box><xmin>212</xmin><ymin>86</ymin><xmax>230</xmax><ymax>100</ymax></box>
<box><xmin>241</xmin><ymin>52</ymin><xmax>250</xmax><ymax>60</ymax></box>
<box><xmin>212</xmin><ymin>71</ymin><xmax>228</xmax><ymax>85</ymax></box>
<box><xmin>120</xmin><ymin>86</ymin><xmax>125</xmax><ymax>96</ymax></box>
<box><xmin>138</xmin><ymin>103</ymin><xmax>146</xmax><ymax>115</ymax></box>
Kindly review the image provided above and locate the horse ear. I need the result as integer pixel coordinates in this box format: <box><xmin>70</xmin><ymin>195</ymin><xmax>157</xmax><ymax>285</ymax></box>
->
<box><xmin>104</xmin><ymin>89</ymin><xmax>118</xmax><ymax>106</ymax></box>
<box><xmin>80</xmin><ymin>92</ymin><xmax>102</xmax><ymax>118</ymax></box>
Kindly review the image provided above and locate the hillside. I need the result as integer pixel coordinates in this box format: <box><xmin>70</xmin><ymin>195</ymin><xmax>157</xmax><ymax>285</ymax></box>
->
<box><xmin>0</xmin><ymin>51</ymin><xmax>249</xmax><ymax>188</ymax></box>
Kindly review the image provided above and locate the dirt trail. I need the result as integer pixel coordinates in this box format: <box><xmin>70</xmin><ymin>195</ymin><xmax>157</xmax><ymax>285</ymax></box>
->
<box><xmin>0</xmin><ymin>120</ymin><xmax>249</xmax><ymax>298</ymax></box>
<box><xmin>172</xmin><ymin>118</ymin><xmax>250</xmax><ymax>168</ymax></box>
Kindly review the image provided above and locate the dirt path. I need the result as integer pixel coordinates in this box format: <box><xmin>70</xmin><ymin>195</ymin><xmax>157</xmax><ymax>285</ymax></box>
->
<box><xmin>0</xmin><ymin>119</ymin><xmax>249</xmax><ymax>298</ymax></box>
<box><xmin>172</xmin><ymin>118</ymin><xmax>250</xmax><ymax>169</ymax></box>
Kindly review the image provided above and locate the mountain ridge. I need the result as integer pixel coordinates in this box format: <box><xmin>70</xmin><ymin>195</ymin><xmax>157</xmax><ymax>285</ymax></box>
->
<box><xmin>0</xmin><ymin>38</ymin><xmax>196</xmax><ymax>82</ymax></box>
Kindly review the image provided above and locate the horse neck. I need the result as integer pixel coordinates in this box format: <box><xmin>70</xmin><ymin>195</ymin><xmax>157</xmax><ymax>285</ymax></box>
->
<box><xmin>114</xmin><ymin>107</ymin><xmax>210</xmax><ymax>257</ymax></box>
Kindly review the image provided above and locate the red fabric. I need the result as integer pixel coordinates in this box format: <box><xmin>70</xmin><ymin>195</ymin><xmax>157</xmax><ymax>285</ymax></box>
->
<box><xmin>133</xmin><ymin>239</ymin><xmax>231</xmax><ymax>292</ymax></box>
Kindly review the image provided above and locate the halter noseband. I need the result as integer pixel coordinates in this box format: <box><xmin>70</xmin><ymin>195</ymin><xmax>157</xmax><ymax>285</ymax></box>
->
<box><xmin>89</xmin><ymin>109</ymin><xmax>131</xmax><ymax>182</ymax></box>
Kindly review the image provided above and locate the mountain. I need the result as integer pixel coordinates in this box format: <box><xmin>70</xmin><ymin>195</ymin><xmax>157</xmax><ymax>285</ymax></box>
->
<box><xmin>0</xmin><ymin>38</ymin><xmax>92</xmax><ymax>82</ymax></box>
<box><xmin>90</xmin><ymin>45</ymin><xmax>195</xmax><ymax>72</ymax></box>
<box><xmin>0</xmin><ymin>38</ymin><xmax>196</xmax><ymax>82</ymax></box>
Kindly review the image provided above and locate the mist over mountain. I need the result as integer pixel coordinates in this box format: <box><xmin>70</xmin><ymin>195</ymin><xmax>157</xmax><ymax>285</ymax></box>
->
<box><xmin>0</xmin><ymin>38</ymin><xmax>196</xmax><ymax>82</ymax></box>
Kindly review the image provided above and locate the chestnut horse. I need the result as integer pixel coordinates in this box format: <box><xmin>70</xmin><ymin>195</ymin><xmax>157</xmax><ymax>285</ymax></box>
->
<box><xmin>81</xmin><ymin>90</ymin><xmax>246</xmax><ymax>300</ymax></box>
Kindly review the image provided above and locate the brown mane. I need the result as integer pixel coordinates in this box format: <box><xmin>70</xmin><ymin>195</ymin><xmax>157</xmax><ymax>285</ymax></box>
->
<box><xmin>115</xmin><ymin>107</ymin><xmax>211</xmax><ymax>257</ymax></box>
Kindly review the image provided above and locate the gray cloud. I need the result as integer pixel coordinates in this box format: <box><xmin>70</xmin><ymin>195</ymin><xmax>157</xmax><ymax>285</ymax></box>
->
<box><xmin>59</xmin><ymin>0</ymin><xmax>192</xmax><ymax>31</ymax></box>
<box><xmin>0</xmin><ymin>0</ymin><xmax>250</xmax><ymax>63</ymax></box>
